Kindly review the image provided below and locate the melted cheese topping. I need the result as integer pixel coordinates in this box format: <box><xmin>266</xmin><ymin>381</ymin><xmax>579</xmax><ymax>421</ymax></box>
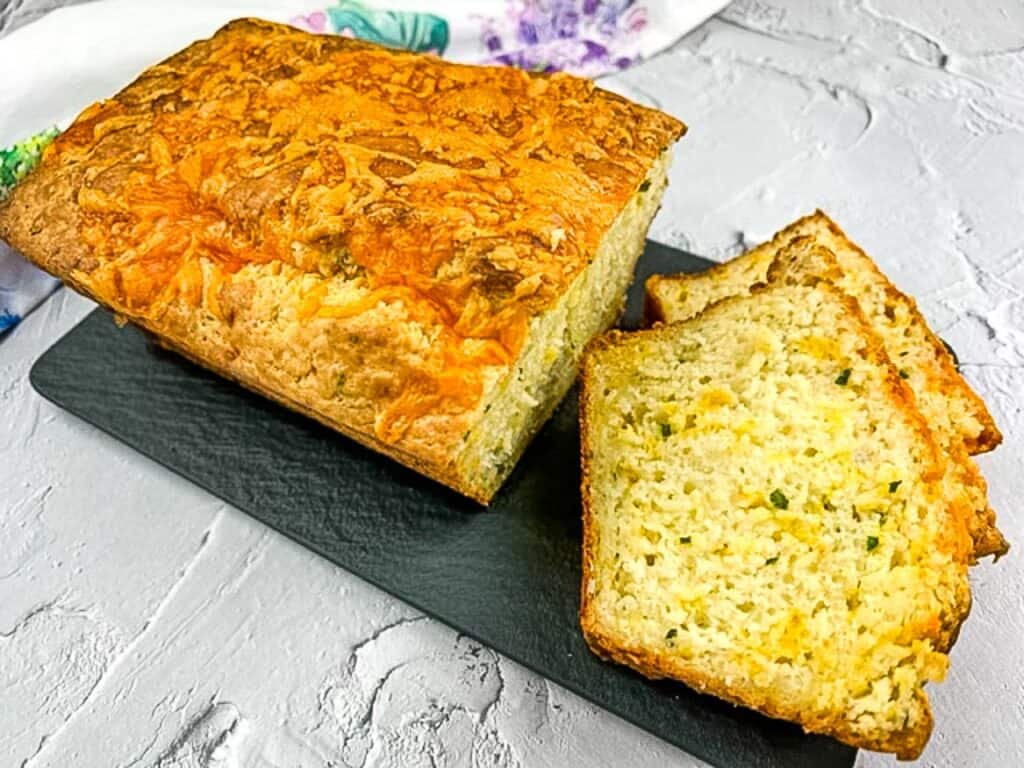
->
<box><xmin>49</xmin><ymin>19</ymin><xmax>683</xmax><ymax>441</ymax></box>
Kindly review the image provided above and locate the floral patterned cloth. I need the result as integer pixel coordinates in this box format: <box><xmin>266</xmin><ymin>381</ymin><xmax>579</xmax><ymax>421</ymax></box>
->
<box><xmin>1</xmin><ymin>0</ymin><xmax>728</xmax><ymax>335</ymax></box>
<box><xmin>1</xmin><ymin>129</ymin><xmax>60</xmax><ymax>333</ymax></box>
<box><xmin>287</xmin><ymin>0</ymin><xmax>718</xmax><ymax>77</ymax></box>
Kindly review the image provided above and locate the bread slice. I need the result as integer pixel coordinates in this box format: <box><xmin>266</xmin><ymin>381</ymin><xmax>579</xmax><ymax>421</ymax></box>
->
<box><xmin>645</xmin><ymin>212</ymin><xmax>1006</xmax><ymax>559</ymax></box>
<box><xmin>580</xmin><ymin>272</ymin><xmax>972</xmax><ymax>759</ymax></box>
<box><xmin>645</xmin><ymin>211</ymin><xmax>1001</xmax><ymax>454</ymax></box>
<box><xmin>0</xmin><ymin>18</ymin><xmax>684</xmax><ymax>503</ymax></box>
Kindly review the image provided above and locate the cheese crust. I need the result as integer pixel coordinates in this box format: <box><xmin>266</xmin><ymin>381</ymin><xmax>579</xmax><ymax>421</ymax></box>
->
<box><xmin>0</xmin><ymin>18</ymin><xmax>684</xmax><ymax>501</ymax></box>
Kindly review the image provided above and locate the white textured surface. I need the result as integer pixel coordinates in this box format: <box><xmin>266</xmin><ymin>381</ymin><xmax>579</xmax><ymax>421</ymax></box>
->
<box><xmin>2</xmin><ymin>1</ymin><xmax>1023</xmax><ymax>766</ymax></box>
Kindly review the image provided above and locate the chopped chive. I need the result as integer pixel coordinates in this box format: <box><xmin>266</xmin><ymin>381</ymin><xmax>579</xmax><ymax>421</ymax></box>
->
<box><xmin>867</xmin><ymin>536</ymin><xmax>879</xmax><ymax>551</ymax></box>
<box><xmin>899</xmin><ymin>350</ymin><xmax>909</xmax><ymax>357</ymax></box>
<box><xmin>679</xmin><ymin>536</ymin><xmax>692</xmax><ymax>544</ymax></box>
<box><xmin>889</xmin><ymin>480</ymin><xmax>902</xmax><ymax>493</ymax></box>
<box><xmin>898</xmin><ymin>368</ymin><xmax>910</xmax><ymax>379</ymax></box>
<box><xmin>765</xmin><ymin>556</ymin><xmax>780</xmax><ymax>565</ymax></box>
<box><xmin>639</xmin><ymin>179</ymin><xmax>652</xmax><ymax>192</ymax></box>
<box><xmin>835</xmin><ymin>368</ymin><xmax>852</xmax><ymax>386</ymax></box>
<box><xmin>665</xmin><ymin>628</ymin><xmax>678</xmax><ymax>640</ymax></box>
<box><xmin>660</xmin><ymin>422</ymin><xmax>672</xmax><ymax>438</ymax></box>
<box><xmin>770</xmin><ymin>489</ymin><xmax>789</xmax><ymax>509</ymax></box>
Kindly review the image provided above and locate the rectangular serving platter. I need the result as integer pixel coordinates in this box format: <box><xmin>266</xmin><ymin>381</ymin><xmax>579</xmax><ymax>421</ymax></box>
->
<box><xmin>29</xmin><ymin>239</ymin><xmax>856</xmax><ymax>768</ymax></box>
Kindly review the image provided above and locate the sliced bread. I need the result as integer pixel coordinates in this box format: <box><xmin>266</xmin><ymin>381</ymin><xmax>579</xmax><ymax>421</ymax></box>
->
<box><xmin>645</xmin><ymin>212</ymin><xmax>1006</xmax><ymax>559</ymax></box>
<box><xmin>645</xmin><ymin>210</ymin><xmax>1001</xmax><ymax>455</ymax></box>
<box><xmin>580</xmin><ymin>271</ymin><xmax>972</xmax><ymax>758</ymax></box>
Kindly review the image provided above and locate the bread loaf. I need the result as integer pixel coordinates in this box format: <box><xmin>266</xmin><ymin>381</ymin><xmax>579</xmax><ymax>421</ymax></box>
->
<box><xmin>0</xmin><ymin>18</ymin><xmax>685</xmax><ymax>502</ymax></box>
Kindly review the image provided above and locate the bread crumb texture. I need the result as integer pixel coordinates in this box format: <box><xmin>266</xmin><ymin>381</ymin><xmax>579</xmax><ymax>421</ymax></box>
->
<box><xmin>581</xmin><ymin>280</ymin><xmax>971</xmax><ymax>758</ymax></box>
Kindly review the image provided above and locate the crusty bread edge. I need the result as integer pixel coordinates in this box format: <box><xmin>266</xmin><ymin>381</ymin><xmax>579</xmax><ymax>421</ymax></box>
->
<box><xmin>579</xmin><ymin>280</ymin><xmax>973</xmax><ymax>759</ymax></box>
<box><xmin>806</xmin><ymin>210</ymin><xmax>1002</xmax><ymax>454</ymax></box>
<box><xmin>768</xmin><ymin>240</ymin><xmax>1007</xmax><ymax>560</ymax></box>
<box><xmin>643</xmin><ymin>257</ymin><xmax>747</xmax><ymax>326</ymax></box>
<box><xmin>580</xmin><ymin>620</ymin><xmax>933</xmax><ymax>760</ymax></box>
<box><xmin>1</xmin><ymin>160</ymin><xmax>676</xmax><ymax>506</ymax></box>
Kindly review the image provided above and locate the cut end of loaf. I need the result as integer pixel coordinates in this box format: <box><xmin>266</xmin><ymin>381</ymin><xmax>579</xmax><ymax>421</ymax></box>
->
<box><xmin>580</xmin><ymin>280</ymin><xmax>971</xmax><ymax>758</ymax></box>
<box><xmin>455</xmin><ymin>150</ymin><xmax>675</xmax><ymax>502</ymax></box>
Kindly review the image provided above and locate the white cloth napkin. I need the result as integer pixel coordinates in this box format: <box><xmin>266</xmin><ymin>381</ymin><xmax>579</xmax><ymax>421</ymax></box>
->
<box><xmin>0</xmin><ymin>0</ymin><xmax>728</xmax><ymax>335</ymax></box>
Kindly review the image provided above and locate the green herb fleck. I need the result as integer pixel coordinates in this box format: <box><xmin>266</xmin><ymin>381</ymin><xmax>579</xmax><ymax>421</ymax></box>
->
<box><xmin>639</xmin><ymin>179</ymin><xmax>652</xmax><ymax>192</ymax></box>
<box><xmin>645</xmin><ymin>554</ymin><xmax>656</xmax><ymax>566</ymax></box>
<box><xmin>889</xmin><ymin>480</ymin><xmax>902</xmax><ymax>493</ymax></box>
<box><xmin>835</xmin><ymin>368</ymin><xmax>852</xmax><ymax>386</ymax></box>
<box><xmin>898</xmin><ymin>368</ymin><xmax>910</xmax><ymax>379</ymax></box>
<box><xmin>867</xmin><ymin>536</ymin><xmax>879</xmax><ymax>551</ymax></box>
<box><xmin>899</xmin><ymin>351</ymin><xmax>909</xmax><ymax>357</ymax></box>
<box><xmin>680</xmin><ymin>536</ymin><xmax>692</xmax><ymax>544</ymax></box>
<box><xmin>659</xmin><ymin>422</ymin><xmax>672</xmax><ymax>438</ymax></box>
<box><xmin>765</xmin><ymin>556</ymin><xmax>780</xmax><ymax>565</ymax></box>
<box><xmin>770</xmin><ymin>489</ymin><xmax>789</xmax><ymax>509</ymax></box>
<box><xmin>665</xmin><ymin>628</ymin><xmax>678</xmax><ymax>640</ymax></box>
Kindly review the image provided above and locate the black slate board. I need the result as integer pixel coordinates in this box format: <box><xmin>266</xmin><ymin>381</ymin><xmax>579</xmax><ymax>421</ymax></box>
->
<box><xmin>30</xmin><ymin>240</ymin><xmax>856</xmax><ymax>768</ymax></box>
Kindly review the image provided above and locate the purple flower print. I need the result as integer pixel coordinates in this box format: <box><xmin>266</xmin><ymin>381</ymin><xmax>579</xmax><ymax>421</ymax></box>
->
<box><xmin>477</xmin><ymin>1</ymin><xmax>651</xmax><ymax>77</ymax></box>
<box><xmin>518</xmin><ymin>17</ymin><xmax>539</xmax><ymax>44</ymax></box>
<box><xmin>594</xmin><ymin>0</ymin><xmax>633</xmax><ymax>36</ymax></box>
<box><xmin>484</xmin><ymin>29</ymin><xmax>503</xmax><ymax>51</ymax></box>
<box><xmin>580</xmin><ymin>39</ymin><xmax>608</xmax><ymax>64</ymax></box>
<box><xmin>550</xmin><ymin>0</ymin><xmax>582</xmax><ymax>38</ymax></box>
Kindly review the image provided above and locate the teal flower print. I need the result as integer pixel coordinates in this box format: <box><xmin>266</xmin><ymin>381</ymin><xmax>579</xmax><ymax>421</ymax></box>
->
<box><xmin>325</xmin><ymin>1</ymin><xmax>449</xmax><ymax>54</ymax></box>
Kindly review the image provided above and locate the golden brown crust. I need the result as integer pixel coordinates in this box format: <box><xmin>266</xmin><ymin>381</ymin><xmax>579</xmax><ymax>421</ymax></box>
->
<box><xmin>579</xmin><ymin>622</ymin><xmax>934</xmax><ymax>760</ymax></box>
<box><xmin>643</xmin><ymin>255</ymin><xmax>761</xmax><ymax>326</ymax></box>
<box><xmin>765</xmin><ymin>240</ymin><xmax>1000</xmax><ymax>561</ymax></box>
<box><xmin>153</xmin><ymin>330</ymin><xmax>488</xmax><ymax>503</ymax></box>
<box><xmin>769</xmin><ymin>229</ymin><xmax>1006</xmax><ymax>559</ymax></box>
<box><xmin>641</xmin><ymin>280</ymin><xmax>668</xmax><ymax>325</ymax></box>
<box><xmin>0</xmin><ymin>18</ymin><xmax>683</xmax><ymax>502</ymax></box>
<box><xmin>579</xmin><ymin>278</ymin><xmax>972</xmax><ymax>759</ymax></box>
<box><xmin>804</xmin><ymin>211</ymin><xmax>1002</xmax><ymax>454</ymax></box>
